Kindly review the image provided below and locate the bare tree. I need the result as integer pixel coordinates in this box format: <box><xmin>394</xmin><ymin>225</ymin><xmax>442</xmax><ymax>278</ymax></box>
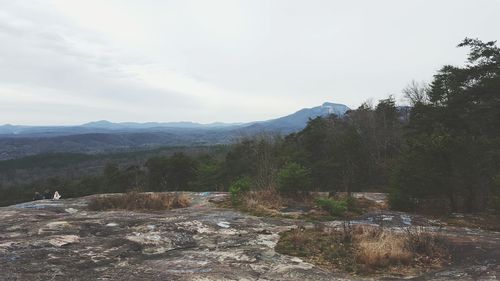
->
<box><xmin>403</xmin><ymin>80</ymin><xmax>430</xmax><ymax>106</ymax></box>
<box><xmin>253</xmin><ymin>133</ymin><xmax>280</xmax><ymax>189</ymax></box>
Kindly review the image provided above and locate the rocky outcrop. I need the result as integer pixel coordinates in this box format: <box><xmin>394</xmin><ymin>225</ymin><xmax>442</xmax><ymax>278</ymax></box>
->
<box><xmin>0</xmin><ymin>193</ymin><xmax>499</xmax><ymax>281</ymax></box>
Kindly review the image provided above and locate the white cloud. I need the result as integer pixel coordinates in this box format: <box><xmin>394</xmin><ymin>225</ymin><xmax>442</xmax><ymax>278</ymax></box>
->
<box><xmin>0</xmin><ymin>0</ymin><xmax>499</xmax><ymax>125</ymax></box>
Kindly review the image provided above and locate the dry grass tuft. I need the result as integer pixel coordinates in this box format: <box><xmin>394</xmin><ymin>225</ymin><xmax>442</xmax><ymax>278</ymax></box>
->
<box><xmin>403</xmin><ymin>227</ymin><xmax>450</xmax><ymax>266</ymax></box>
<box><xmin>354</xmin><ymin>226</ymin><xmax>412</xmax><ymax>268</ymax></box>
<box><xmin>276</xmin><ymin>224</ymin><xmax>450</xmax><ymax>274</ymax></box>
<box><xmin>240</xmin><ymin>188</ymin><xmax>284</xmax><ymax>214</ymax></box>
<box><xmin>353</xmin><ymin>225</ymin><xmax>449</xmax><ymax>271</ymax></box>
<box><xmin>288</xmin><ymin>227</ymin><xmax>309</xmax><ymax>249</ymax></box>
<box><xmin>88</xmin><ymin>192</ymin><xmax>191</xmax><ymax>211</ymax></box>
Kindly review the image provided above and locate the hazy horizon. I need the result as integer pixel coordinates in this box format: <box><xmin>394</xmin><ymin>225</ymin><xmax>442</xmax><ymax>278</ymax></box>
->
<box><xmin>1</xmin><ymin>0</ymin><xmax>499</xmax><ymax>125</ymax></box>
<box><xmin>0</xmin><ymin>101</ymin><xmax>345</xmax><ymax>127</ymax></box>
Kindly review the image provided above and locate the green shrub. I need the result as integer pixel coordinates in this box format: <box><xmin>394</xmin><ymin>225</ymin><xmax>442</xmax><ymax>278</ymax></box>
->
<box><xmin>277</xmin><ymin>162</ymin><xmax>310</xmax><ymax>195</ymax></box>
<box><xmin>388</xmin><ymin>184</ymin><xmax>415</xmax><ymax>212</ymax></box>
<box><xmin>346</xmin><ymin>196</ymin><xmax>356</xmax><ymax>211</ymax></box>
<box><xmin>229</xmin><ymin>177</ymin><xmax>252</xmax><ymax>205</ymax></box>
<box><xmin>316</xmin><ymin>197</ymin><xmax>348</xmax><ymax>217</ymax></box>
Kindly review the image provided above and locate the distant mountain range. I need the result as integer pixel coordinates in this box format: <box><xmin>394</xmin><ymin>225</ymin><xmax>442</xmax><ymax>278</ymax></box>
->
<box><xmin>0</xmin><ymin>102</ymin><xmax>350</xmax><ymax>160</ymax></box>
<box><xmin>81</xmin><ymin>120</ymin><xmax>242</xmax><ymax>130</ymax></box>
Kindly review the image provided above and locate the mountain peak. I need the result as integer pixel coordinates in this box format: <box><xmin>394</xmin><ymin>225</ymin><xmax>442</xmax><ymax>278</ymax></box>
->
<box><xmin>82</xmin><ymin>120</ymin><xmax>113</xmax><ymax>127</ymax></box>
<box><xmin>322</xmin><ymin>102</ymin><xmax>343</xmax><ymax>107</ymax></box>
<box><xmin>243</xmin><ymin>102</ymin><xmax>350</xmax><ymax>134</ymax></box>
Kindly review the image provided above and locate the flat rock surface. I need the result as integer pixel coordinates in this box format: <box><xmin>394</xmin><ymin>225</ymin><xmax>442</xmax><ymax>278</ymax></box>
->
<box><xmin>0</xmin><ymin>193</ymin><xmax>499</xmax><ymax>281</ymax></box>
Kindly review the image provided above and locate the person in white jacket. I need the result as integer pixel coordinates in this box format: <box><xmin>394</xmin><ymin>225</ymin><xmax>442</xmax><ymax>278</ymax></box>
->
<box><xmin>53</xmin><ymin>191</ymin><xmax>61</xmax><ymax>200</ymax></box>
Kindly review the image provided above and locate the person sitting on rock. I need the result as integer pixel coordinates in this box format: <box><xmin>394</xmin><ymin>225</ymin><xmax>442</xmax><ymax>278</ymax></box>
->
<box><xmin>43</xmin><ymin>189</ymin><xmax>52</xmax><ymax>200</ymax></box>
<box><xmin>53</xmin><ymin>191</ymin><xmax>61</xmax><ymax>200</ymax></box>
<box><xmin>33</xmin><ymin>192</ymin><xmax>43</xmax><ymax>201</ymax></box>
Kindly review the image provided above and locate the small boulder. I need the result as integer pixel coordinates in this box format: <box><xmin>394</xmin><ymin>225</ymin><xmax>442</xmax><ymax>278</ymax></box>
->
<box><xmin>48</xmin><ymin>235</ymin><xmax>80</xmax><ymax>247</ymax></box>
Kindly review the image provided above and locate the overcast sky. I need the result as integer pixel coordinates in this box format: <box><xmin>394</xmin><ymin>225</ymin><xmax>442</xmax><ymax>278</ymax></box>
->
<box><xmin>1</xmin><ymin>0</ymin><xmax>499</xmax><ymax>125</ymax></box>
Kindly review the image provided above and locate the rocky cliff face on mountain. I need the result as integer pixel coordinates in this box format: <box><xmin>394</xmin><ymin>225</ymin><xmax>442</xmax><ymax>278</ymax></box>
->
<box><xmin>1</xmin><ymin>193</ymin><xmax>499</xmax><ymax>281</ymax></box>
<box><xmin>242</xmin><ymin>102</ymin><xmax>350</xmax><ymax>133</ymax></box>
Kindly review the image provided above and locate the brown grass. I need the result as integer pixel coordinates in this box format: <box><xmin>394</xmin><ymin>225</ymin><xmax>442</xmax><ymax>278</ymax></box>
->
<box><xmin>403</xmin><ymin>227</ymin><xmax>450</xmax><ymax>266</ymax></box>
<box><xmin>353</xmin><ymin>225</ymin><xmax>449</xmax><ymax>272</ymax></box>
<box><xmin>354</xmin><ymin>226</ymin><xmax>412</xmax><ymax>268</ymax></box>
<box><xmin>240</xmin><ymin>188</ymin><xmax>284</xmax><ymax>215</ymax></box>
<box><xmin>230</xmin><ymin>190</ymin><xmax>387</xmax><ymax>220</ymax></box>
<box><xmin>88</xmin><ymin>192</ymin><xmax>191</xmax><ymax>211</ymax></box>
<box><xmin>275</xmin><ymin>226</ymin><xmax>356</xmax><ymax>271</ymax></box>
<box><xmin>276</xmin><ymin>224</ymin><xmax>450</xmax><ymax>275</ymax></box>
